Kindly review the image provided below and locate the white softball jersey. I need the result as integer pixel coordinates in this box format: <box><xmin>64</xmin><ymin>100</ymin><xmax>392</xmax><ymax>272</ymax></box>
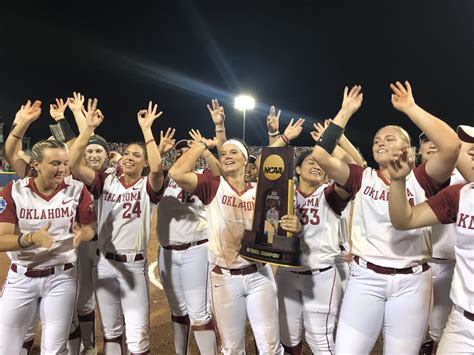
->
<box><xmin>157</xmin><ymin>170</ymin><xmax>208</xmax><ymax>246</ymax></box>
<box><xmin>429</xmin><ymin>170</ymin><xmax>467</xmax><ymax>260</ymax></box>
<box><xmin>193</xmin><ymin>171</ymin><xmax>256</xmax><ymax>269</ymax></box>
<box><xmin>0</xmin><ymin>176</ymin><xmax>96</xmax><ymax>267</ymax></box>
<box><xmin>88</xmin><ymin>167</ymin><xmax>159</xmax><ymax>254</ymax></box>
<box><xmin>287</xmin><ymin>183</ymin><xmax>348</xmax><ymax>271</ymax></box>
<box><xmin>427</xmin><ymin>183</ymin><xmax>474</xmax><ymax>314</ymax></box>
<box><xmin>341</xmin><ymin>163</ymin><xmax>445</xmax><ymax>268</ymax></box>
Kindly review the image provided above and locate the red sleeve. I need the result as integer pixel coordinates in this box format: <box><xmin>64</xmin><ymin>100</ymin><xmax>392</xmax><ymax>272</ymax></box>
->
<box><xmin>87</xmin><ymin>171</ymin><xmax>109</xmax><ymax>199</ymax></box>
<box><xmin>338</xmin><ymin>163</ymin><xmax>364</xmax><ymax>200</ymax></box>
<box><xmin>193</xmin><ymin>170</ymin><xmax>220</xmax><ymax>205</ymax></box>
<box><xmin>324</xmin><ymin>183</ymin><xmax>350</xmax><ymax>216</ymax></box>
<box><xmin>0</xmin><ymin>181</ymin><xmax>17</xmax><ymax>224</ymax></box>
<box><xmin>413</xmin><ymin>162</ymin><xmax>450</xmax><ymax>198</ymax></box>
<box><xmin>146</xmin><ymin>174</ymin><xmax>163</xmax><ymax>205</ymax></box>
<box><xmin>426</xmin><ymin>183</ymin><xmax>464</xmax><ymax>224</ymax></box>
<box><xmin>76</xmin><ymin>185</ymin><xmax>97</xmax><ymax>225</ymax></box>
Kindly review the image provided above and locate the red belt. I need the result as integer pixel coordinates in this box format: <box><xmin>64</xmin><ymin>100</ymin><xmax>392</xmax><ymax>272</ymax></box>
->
<box><xmin>353</xmin><ymin>256</ymin><xmax>429</xmax><ymax>275</ymax></box>
<box><xmin>11</xmin><ymin>263</ymin><xmax>74</xmax><ymax>278</ymax></box>
<box><xmin>96</xmin><ymin>249</ymin><xmax>144</xmax><ymax>262</ymax></box>
<box><xmin>162</xmin><ymin>239</ymin><xmax>208</xmax><ymax>251</ymax></box>
<box><xmin>291</xmin><ymin>266</ymin><xmax>332</xmax><ymax>275</ymax></box>
<box><xmin>212</xmin><ymin>264</ymin><xmax>259</xmax><ymax>276</ymax></box>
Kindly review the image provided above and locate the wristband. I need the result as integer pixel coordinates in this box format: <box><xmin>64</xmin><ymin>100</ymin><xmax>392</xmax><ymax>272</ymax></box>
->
<box><xmin>268</xmin><ymin>131</ymin><xmax>280</xmax><ymax>137</ymax></box>
<box><xmin>145</xmin><ymin>139</ymin><xmax>155</xmax><ymax>146</ymax></box>
<box><xmin>200</xmin><ymin>140</ymin><xmax>210</xmax><ymax>150</ymax></box>
<box><xmin>316</xmin><ymin>122</ymin><xmax>344</xmax><ymax>154</ymax></box>
<box><xmin>280</xmin><ymin>134</ymin><xmax>290</xmax><ymax>145</ymax></box>
<box><xmin>18</xmin><ymin>234</ymin><xmax>26</xmax><ymax>248</ymax></box>
<box><xmin>54</xmin><ymin>118</ymin><xmax>76</xmax><ymax>142</ymax></box>
<box><xmin>215</xmin><ymin>127</ymin><xmax>225</xmax><ymax>133</ymax></box>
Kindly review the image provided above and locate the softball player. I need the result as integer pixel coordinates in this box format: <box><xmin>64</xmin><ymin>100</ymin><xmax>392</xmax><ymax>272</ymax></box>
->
<box><xmin>75</xmin><ymin>134</ymin><xmax>111</xmax><ymax>355</ymax></box>
<box><xmin>312</xmin><ymin>82</ymin><xmax>461</xmax><ymax>354</ymax></box>
<box><xmin>276</xmin><ymin>150</ymin><xmax>349</xmax><ymax>354</ymax></box>
<box><xmin>169</xmin><ymin>115</ymin><xmax>304</xmax><ymax>354</ymax></box>
<box><xmin>157</xmin><ymin>139</ymin><xmax>217</xmax><ymax>354</ymax></box>
<box><xmin>388</xmin><ymin>125</ymin><xmax>474</xmax><ymax>354</ymax></box>
<box><xmin>0</xmin><ymin>139</ymin><xmax>96</xmax><ymax>354</ymax></box>
<box><xmin>417</xmin><ymin>133</ymin><xmax>467</xmax><ymax>354</ymax></box>
<box><xmin>69</xmin><ymin>99</ymin><xmax>164</xmax><ymax>354</ymax></box>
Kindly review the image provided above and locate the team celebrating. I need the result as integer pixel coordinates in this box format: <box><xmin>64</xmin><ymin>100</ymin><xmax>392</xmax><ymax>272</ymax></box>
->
<box><xmin>0</xmin><ymin>81</ymin><xmax>472</xmax><ymax>355</ymax></box>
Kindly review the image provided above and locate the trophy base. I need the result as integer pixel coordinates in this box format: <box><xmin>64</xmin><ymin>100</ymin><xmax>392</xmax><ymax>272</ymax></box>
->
<box><xmin>240</xmin><ymin>230</ymin><xmax>302</xmax><ymax>267</ymax></box>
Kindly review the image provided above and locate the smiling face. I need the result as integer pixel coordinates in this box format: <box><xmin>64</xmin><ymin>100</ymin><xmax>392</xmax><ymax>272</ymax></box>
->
<box><xmin>85</xmin><ymin>143</ymin><xmax>108</xmax><ymax>171</ymax></box>
<box><xmin>245</xmin><ymin>162</ymin><xmax>258</xmax><ymax>182</ymax></box>
<box><xmin>33</xmin><ymin>148</ymin><xmax>69</xmax><ymax>187</ymax></box>
<box><xmin>120</xmin><ymin>143</ymin><xmax>148</xmax><ymax>177</ymax></box>
<box><xmin>372</xmin><ymin>126</ymin><xmax>412</xmax><ymax>167</ymax></box>
<box><xmin>220</xmin><ymin>144</ymin><xmax>247</xmax><ymax>175</ymax></box>
<box><xmin>296</xmin><ymin>154</ymin><xmax>327</xmax><ymax>186</ymax></box>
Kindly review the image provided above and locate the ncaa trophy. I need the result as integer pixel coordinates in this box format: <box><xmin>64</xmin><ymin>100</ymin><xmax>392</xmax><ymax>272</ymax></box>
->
<box><xmin>240</xmin><ymin>146</ymin><xmax>302</xmax><ymax>267</ymax></box>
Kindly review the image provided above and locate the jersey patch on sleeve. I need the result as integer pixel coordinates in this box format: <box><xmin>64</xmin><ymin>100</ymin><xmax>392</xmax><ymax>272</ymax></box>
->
<box><xmin>0</xmin><ymin>197</ymin><xmax>7</xmax><ymax>213</ymax></box>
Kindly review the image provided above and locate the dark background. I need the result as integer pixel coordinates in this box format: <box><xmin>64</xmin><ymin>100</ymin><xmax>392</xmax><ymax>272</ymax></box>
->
<box><xmin>1</xmin><ymin>0</ymin><xmax>472</xmax><ymax>165</ymax></box>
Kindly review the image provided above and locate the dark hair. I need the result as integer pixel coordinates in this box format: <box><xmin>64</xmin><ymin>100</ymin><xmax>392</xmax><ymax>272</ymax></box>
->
<box><xmin>295</xmin><ymin>150</ymin><xmax>313</xmax><ymax>180</ymax></box>
<box><xmin>125</xmin><ymin>141</ymin><xmax>149</xmax><ymax>176</ymax></box>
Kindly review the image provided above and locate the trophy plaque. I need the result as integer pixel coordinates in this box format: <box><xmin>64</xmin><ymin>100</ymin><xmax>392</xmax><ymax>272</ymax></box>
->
<box><xmin>240</xmin><ymin>146</ymin><xmax>302</xmax><ymax>267</ymax></box>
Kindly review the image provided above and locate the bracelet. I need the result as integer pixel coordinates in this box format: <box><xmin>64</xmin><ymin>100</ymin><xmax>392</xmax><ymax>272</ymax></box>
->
<box><xmin>11</xmin><ymin>134</ymin><xmax>23</xmax><ymax>140</ymax></box>
<box><xmin>27</xmin><ymin>232</ymin><xmax>34</xmax><ymax>246</ymax></box>
<box><xmin>280</xmin><ymin>134</ymin><xmax>290</xmax><ymax>145</ymax></box>
<box><xmin>200</xmin><ymin>140</ymin><xmax>210</xmax><ymax>150</ymax></box>
<box><xmin>18</xmin><ymin>234</ymin><xmax>27</xmax><ymax>248</ymax></box>
<box><xmin>18</xmin><ymin>232</ymin><xmax>32</xmax><ymax>248</ymax></box>
<box><xmin>215</xmin><ymin>127</ymin><xmax>225</xmax><ymax>133</ymax></box>
<box><xmin>145</xmin><ymin>139</ymin><xmax>155</xmax><ymax>146</ymax></box>
<box><xmin>268</xmin><ymin>131</ymin><xmax>280</xmax><ymax>137</ymax></box>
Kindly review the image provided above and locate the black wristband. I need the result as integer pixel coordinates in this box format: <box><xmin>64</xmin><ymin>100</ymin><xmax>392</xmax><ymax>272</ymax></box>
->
<box><xmin>317</xmin><ymin>122</ymin><xmax>344</xmax><ymax>154</ymax></box>
<box><xmin>55</xmin><ymin>118</ymin><xmax>76</xmax><ymax>142</ymax></box>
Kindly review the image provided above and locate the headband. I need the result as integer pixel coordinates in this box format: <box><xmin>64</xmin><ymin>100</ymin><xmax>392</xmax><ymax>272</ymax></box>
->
<box><xmin>222</xmin><ymin>139</ymin><xmax>248</xmax><ymax>162</ymax></box>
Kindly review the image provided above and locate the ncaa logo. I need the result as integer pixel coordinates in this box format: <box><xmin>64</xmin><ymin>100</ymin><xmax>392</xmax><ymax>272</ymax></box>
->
<box><xmin>0</xmin><ymin>197</ymin><xmax>7</xmax><ymax>213</ymax></box>
<box><xmin>263</xmin><ymin>154</ymin><xmax>285</xmax><ymax>181</ymax></box>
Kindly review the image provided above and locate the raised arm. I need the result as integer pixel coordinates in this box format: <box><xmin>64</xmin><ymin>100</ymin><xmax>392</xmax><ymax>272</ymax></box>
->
<box><xmin>266</xmin><ymin>106</ymin><xmax>281</xmax><ymax>145</ymax></box>
<box><xmin>169</xmin><ymin>136</ymin><xmax>217</xmax><ymax>193</ymax></box>
<box><xmin>4</xmin><ymin>100</ymin><xmax>42</xmax><ymax>177</ymax></box>
<box><xmin>137</xmin><ymin>101</ymin><xmax>165</xmax><ymax>192</ymax></box>
<box><xmin>390</xmin><ymin>81</ymin><xmax>461</xmax><ymax>184</ymax></box>
<box><xmin>189</xmin><ymin>129</ymin><xmax>222</xmax><ymax>176</ymax></box>
<box><xmin>312</xmin><ymin>85</ymin><xmax>363</xmax><ymax>185</ymax></box>
<box><xmin>49</xmin><ymin>98</ymin><xmax>77</xmax><ymax>149</ymax></box>
<box><xmin>388</xmin><ymin>150</ymin><xmax>440</xmax><ymax>230</ymax></box>
<box><xmin>67</xmin><ymin>92</ymin><xmax>87</xmax><ymax>134</ymax></box>
<box><xmin>69</xmin><ymin>98</ymin><xmax>103</xmax><ymax>186</ymax></box>
<box><xmin>207</xmin><ymin>99</ymin><xmax>227</xmax><ymax>152</ymax></box>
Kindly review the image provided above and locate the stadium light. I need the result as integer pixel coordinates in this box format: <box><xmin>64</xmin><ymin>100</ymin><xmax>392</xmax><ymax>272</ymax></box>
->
<box><xmin>234</xmin><ymin>95</ymin><xmax>255</xmax><ymax>142</ymax></box>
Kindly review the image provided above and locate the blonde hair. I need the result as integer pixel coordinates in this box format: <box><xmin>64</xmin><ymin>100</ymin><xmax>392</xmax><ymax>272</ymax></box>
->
<box><xmin>376</xmin><ymin>125</ymin><xmax>412</xmax><ymax>146</ymax></box>
<box><xmin>30</xmin><ymin>140</ymin><xmax>67</xmax><ymax>162</ymax></box>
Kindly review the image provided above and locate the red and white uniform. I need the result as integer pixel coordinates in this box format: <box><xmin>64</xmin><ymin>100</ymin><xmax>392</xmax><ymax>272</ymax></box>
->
<box><xmin>89</xmin><ymin>167</ymin><xmax>159</xmax><ymax>354</ymax></box>
<box><xmin>425</xmin><ymin>170</ymin><xmax>466</xmax><ymax>343</ymax></box>
<box><xmin>276</xmin><ymin>183</ymin><xmax>348</xmax><ymax>354</ymax></box>
<box><xmin>0</xmin><ymin>177</ymin><xmax>95</xmax><ymax>354</ymax></box>
<box><xmin>427</xmin><ymin>183</ymin><xmax>474</xmax><ymax>353</ymax></box>
<box><xmin>157</xmin><ymin>170</ymin><xmax>216</xmax><ymax>354</ymax></box>
<box><xmin>192</xmin><ymin>171</ymin><xmax>283</xmax><ymax>354</ymax></box>
<box><xmin>335</xmin><ymin>163</ymin><xmax>445</xmax><ymax>354</ymax></box>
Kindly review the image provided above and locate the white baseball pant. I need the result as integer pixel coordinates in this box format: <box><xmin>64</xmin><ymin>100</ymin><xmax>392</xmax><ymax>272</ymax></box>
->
<box><xmin>276</xmin><ymin>266</ymin><xmax>342</xmax><ymax>354</ymax></box>
<box><xmin>335</xmin><ymin>260</ymin><xmax>432</xmax><ymax>355</ymax></box>
<box><xmin>437</xmin><ymin>305</ymin><xmax>474</xmax><ymax>354</ymax></box>
<box><xmin>428</xmin><ymin>258</ymin><xmax>455</xmax><ymax>343</ymax></box>
<box><xmin>0</xmin><ymin>264</ymin><xmax>78</xmax><ymax>355</ymax></box>
<box><xmin>210</xmin><ymin>263</ymin><xmax>283</xmax><ymax>355</ymax></box>
<box><xmin>93</xmin><ymin>254</ymin><xmax>150</xmax><ymax>354</ymax></box>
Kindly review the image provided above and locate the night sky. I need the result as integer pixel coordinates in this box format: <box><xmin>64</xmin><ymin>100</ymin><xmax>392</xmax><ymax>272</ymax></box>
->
<box><xmin>1</xmin><ymin>0</ymin><xmax>473</xmax><ymax>165</ymax></box>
